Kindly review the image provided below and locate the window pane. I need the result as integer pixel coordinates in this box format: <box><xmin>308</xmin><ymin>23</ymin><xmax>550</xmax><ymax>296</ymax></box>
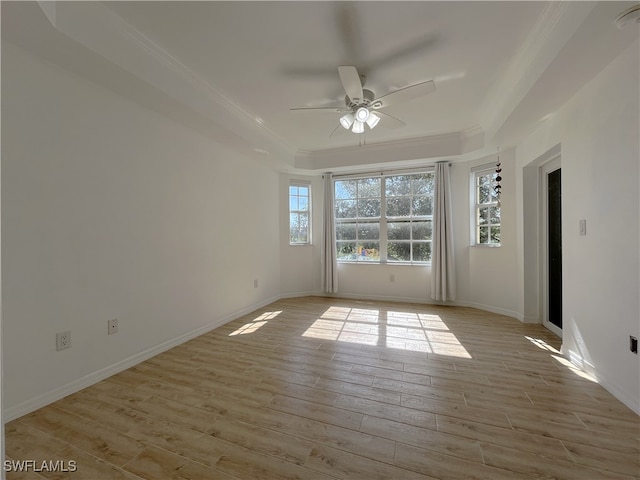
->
<box><xmin>298</xmin><ymin>231</ymin><xmax>309</xmax><ymax>243</ymax></box>
<box><xmin>299</xmin><ymin>196</ymin><xmax>309</xmax><ymax>211</ymax></box>
<box><xmin>478</xmin><ymin>207</ymin><xmax>489</xmax><ymax>225</ymax></box>
<box><xmin>412</xmin><ymin>174</ymin><xmax>434</xmax><ymax>195</ymax></box>
<box><xmin>478</xmin><ymin>175</ymin><xmax>491</xmax><ymax>204</ymax></box>
<box><xmin>336</xmin><ymin>200</ymin><xmax>357</xmax><ymax>218</ymax></box>
<box><xmin>388</xmin><ymin>222</ymin><xmax>411</xmax><ymax>240</ymax></box>
<box><xmin>490</xmin><ymin>226</ymin><xmax>501</xmax><ymax>244</ymax></box>
<box><xmin>412</xmin><ymin>196</ymin><xmax>432</xmax><ymax>216</ymax></box>
<box><xmin>387</xmin><ymin>242</ymin><xmax>411</xmax><ymax>262</ymax></box>
<box><xmin>335</xmin><ymin>180</ymin><xmax>357</xmax><ymax>200</ymax></box>
<box><xmin>413</xmin><ymin>242</ymin><xmax>432</xmax><ymax>262</ymax></box>
<box><xmin>490</xmin><ymin>206</ymin><xmax>500</xmax><ymax>224</ymax></box>
<box><xmin>289</xmin><ymin>186</ymin><xmax>298</xmax><ymax>195</ymax></box>
<box><xmin>358</xmin><ymin>242</ymin><xmax>380</xmax><ymax>261</ymax></box>
<box><xmin>358</xmin><ymin>199</ymin><xmax>381</xmax><ymax>217</ymax></box>
<box><xmin>336</xmin><ymin>223</ymin><xmax>357</xmax><ymax>240</ymax></box>
<box><xmin>412</xmin><ymin>221</ymin><xmax>432</xmax><ymax>240</ymax></box>
<box><xmin>478</xmin><ymin>226</ymin><xmax>489</xmax><ymax>244</ymax></box>
<box><xmin>358</xmin><ymin>177</ymin><xmax>381</xmax><ymax>197</ymax></box>
<box><xmin>386</xmin><ymin>197</ymin><xmax>411</xmax><ymax>217</ymax></box>
<box><xmin>386</xmin><ymin>176</ymin><xmax>411</xmax><ymax>196</ymax></box>
<box><xmin>299</xmin><ymin>213</ymin><xmax>309</xmax><ymax>229</ymax></box>
<box><xmin>290</xmin><ymin>213</ymin><xmax>299</xmax><ymax>229</ymax></box>
<box><xmin>289</xmin><ymin>196</ymin><xmax>298</xmax><ymax>211</ymax></box>
<box><xmin>359</xmin><ymin>223</ymin><xmax>379</xmax><ymax>240</ymax></box>
<box><xmin>337</xmin><ymin>242</ymin><xmax>357</xmax><ymax>260</ymax></box>
<box><xmin>298</xmin><ymin>186</ymin><xmax>309</xmax><ymax>196</ymax></box>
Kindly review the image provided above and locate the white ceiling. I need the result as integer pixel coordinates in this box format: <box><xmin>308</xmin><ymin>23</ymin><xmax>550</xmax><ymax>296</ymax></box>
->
<box><xmin>2</xmin><ymin>1</ymin><xmax>638</xmax><ymax>172</ymax></box>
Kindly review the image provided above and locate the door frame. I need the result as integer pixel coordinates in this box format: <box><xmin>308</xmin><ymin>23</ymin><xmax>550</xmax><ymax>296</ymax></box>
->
<box><xmin>540</xmin><ymin>156</ymin><xmax>562</xmax><ymax>337</ymax></box>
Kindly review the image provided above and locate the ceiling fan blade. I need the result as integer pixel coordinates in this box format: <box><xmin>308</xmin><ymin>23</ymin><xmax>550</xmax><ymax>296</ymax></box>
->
<box><xmin>338</xmin><ymin>66</ymin><xmax>364</xmax><ymax>103</ymax></box>
<box><xmin>329</xmin><ymin>123</ymin><xmax>350</xmax><ymax>137</ymax></box>
<box><xmin>371</xmin><ymin>80</ymin><xmax>436</xmax><ymax>109</ymax></box>
<box><xmin>289</xmin><ymin>106</ymin><xmax>349</xmax><ymax>113</ymax></box>
<box><xmin>376</xmin><ymin>111</ymin><xmax>407</xmax><ymax>129</ymax></box>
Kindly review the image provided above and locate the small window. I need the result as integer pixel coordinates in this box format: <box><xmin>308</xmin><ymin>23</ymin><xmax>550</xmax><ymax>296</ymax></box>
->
<box><xmin>289</xmin><ymin>183</ymin><xmax>311</xmax><ymax>245</ymax></box>
<box><xmin>472</xmin><ymin>168</ymin><xmax>501</xmax><ymax>246</ymax></box>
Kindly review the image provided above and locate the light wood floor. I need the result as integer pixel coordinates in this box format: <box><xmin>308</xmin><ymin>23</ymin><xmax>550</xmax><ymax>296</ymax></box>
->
<box><xmin>5</xmin><ymin>296</ymin><xmax>640</xmax><ymax>479</ymax></box>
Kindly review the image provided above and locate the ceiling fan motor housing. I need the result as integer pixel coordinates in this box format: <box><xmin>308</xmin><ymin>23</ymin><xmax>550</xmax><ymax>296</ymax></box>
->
<box><xmin>345</xmin><ymin>89</ymin><xmax>375</xmax><ymax>109</ymax></box>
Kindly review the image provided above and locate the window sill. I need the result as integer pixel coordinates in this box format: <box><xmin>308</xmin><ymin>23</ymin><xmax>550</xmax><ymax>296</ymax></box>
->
<box><xmin>337</xmin><ymin>261</ymin><xmax>431</xmax><ymax>266</ymax></box>
<box><xmin>470</xmin><ymin>243</ymin><xmax>501</xmax><ymax>248</ymax></box>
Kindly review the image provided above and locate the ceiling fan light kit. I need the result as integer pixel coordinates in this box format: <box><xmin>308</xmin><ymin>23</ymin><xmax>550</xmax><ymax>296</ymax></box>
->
<box><xmin>339</xmin><ymin>112</ymin><xmax>355</xmax><ymax>129</ymax></box>
<box><xmin>291</xmin><ymin>65</ymin><xmax>436</xmax><ymax>136</ymax></box>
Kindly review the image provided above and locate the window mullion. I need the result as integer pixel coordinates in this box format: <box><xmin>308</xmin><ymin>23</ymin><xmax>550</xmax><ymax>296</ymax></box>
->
<box><xmin>380</xmin><ymin>180</ymin><xmax>387</xmax><ymax>263</ymax></box>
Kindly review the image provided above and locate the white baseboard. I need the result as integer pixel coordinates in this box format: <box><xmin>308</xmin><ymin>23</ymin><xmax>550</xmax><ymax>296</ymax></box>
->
<box><xmin>457</xmin><ymin>301</ymin><xmax>523</xmax><ymax>322</ymax></box>
<box><xmin>4</xmin><ymin>295</ymin><xmax>280</xmax><ymax>422</ymax></box>
<box><xmin>596</xmin><ymin>377</ymin><xmax>640</xmax><ymax>416</ymax></box>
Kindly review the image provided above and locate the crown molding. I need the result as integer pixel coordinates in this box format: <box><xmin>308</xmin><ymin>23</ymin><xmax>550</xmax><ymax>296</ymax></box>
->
<box><xmin>481</xmin><ymin>1</ymin><xmax>596</xmax><ymax>139</ymax></box>
<box><xmin>36</xmin><ymin>1</ymin><xmax>297</xmax><ymax>168</ymax></box>
<box><xmin>295</xmin><ymin>126</ymin><xmax>485</xmax><ymax>172</ymax></box>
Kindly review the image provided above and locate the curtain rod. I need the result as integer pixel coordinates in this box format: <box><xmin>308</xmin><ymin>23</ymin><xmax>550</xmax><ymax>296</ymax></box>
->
<box><xmin>329</xmin><ymin>162</ymin><xmax>451</xmax><ymax>180</ymax></box>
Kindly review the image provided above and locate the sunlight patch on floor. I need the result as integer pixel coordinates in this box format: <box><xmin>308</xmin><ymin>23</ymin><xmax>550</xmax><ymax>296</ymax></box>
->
<box><xmin>552</xmin><ymin>354</ymin><xmax>598</xmax><ymax>382</ymax></box>
<box><xmin>229</xmin><ymin>310</ymin><xmax>282</xmax><ymax>336</ymax></box>
<box><xmin>525</xmin><ymin>335</ymin><xmax>562</xmax><ymax>354</ymax></box>
<box><xmin>302</xmin><ymin>306</ymin><xmax>471</xmax><ymax>358</ymax></box>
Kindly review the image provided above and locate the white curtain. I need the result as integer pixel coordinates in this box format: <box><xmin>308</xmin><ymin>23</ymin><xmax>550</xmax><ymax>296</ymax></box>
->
<box><xmin>322</xmin><ymin>173</ymin><xmax>338</xmax><ymax>293</ymax></box>
<box><xmin>431</xmin><ymin>162</ymin><xmax>456</xmax><ymax>301</ymax></box>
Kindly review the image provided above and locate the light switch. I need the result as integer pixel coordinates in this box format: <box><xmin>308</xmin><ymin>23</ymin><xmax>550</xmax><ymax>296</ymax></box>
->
<box><xmin>579</xmin><ymin>219</ymin><xmax>587</xmax><ymax>236</ymax></box>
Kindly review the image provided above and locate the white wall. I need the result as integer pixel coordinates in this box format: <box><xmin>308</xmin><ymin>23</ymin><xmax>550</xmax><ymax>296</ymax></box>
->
<box><xmin>516</xmin><ymin>41</ymin><xmax>640</xmax><ymax>413</ymax></box>
<box><xmin>1</xmin><ymin>43</ymin><xmax>281</xmax><ymax>419</ymax></box>
<box><xmin>463</xmin><ymin>150</ymin><xmax>521</xmax><ymax>319</ymax></box>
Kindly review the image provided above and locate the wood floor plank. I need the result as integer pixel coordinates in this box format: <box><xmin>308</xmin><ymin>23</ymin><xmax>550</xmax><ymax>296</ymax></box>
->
<box><xmin>480</xmin><ymin>442</ymin><xmax>636</xmax><ymax>480</ymax></box>
<box><xmin>305</xmin><ymin>444</ymin><xmax>435</xmax><ymax>480</ymax></box>
<box><xmin>333</xmin><ymin>393</ymin><xmax>438</xmax><ymax>429</ymax></box>
<box><xmin>6</xmin><ymin>296</ymin><xmax>638</xmax><ymax>480</ymax></box>
<box><xmin>360</xmin><ymin>415</ymin><xmax>483</xmax><ymax>462</ymax></box>
<box><xmin>123</xmin><ymin>445</ymin><xmax>236</xmax><ymax>480</ymax></box>
<box><xmin>394</xmin><ymin>442</ymin><xmax>534</xmax><ymax>480</ymax></box>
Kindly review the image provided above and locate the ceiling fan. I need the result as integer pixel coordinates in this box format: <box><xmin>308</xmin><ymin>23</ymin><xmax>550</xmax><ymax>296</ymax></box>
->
<box><xmin>290</xmin><ymin>66</ymin><xmax>436</xmax><ymax>134</ymax></box>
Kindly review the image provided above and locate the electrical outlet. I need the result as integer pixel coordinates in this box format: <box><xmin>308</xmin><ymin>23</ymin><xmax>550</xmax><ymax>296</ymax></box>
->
<box><xmin>630</xmin><ymin>335</ymin><xmax>638</xmax><ymax>354</ymax></box>
<box><xmin>56</xmin><ymin>331</ymin><xmax>71</xmax><ymax>351</ymax></box>
<box><xmin>254</xmin><ymin>279</ymin><xmax>259</xmax><ymax>288</ymax></box>
<box><xmin>108</xmin><ymin>318</ymin><xmax>118</xmax><ymax>335</ymax></box>
<box><xmin>390</xmin><ymin>274</ymin><xmax>395</xmax><ymax>283</ymax></box>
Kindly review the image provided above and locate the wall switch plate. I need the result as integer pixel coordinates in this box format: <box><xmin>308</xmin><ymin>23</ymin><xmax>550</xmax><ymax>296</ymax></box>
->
<box><xmin>579</xmin><ymin>219</ymin><xmax>587</xmax><ymax>236</ymax></box>
<box><xmin>254</xmin><ymin>279</ymin><xmax>259</xmax><ymax>288</ymax></box>
<box><xmin>390</xmin><ymin>274</ymin><xmax>395</xmax><ymax>283</ymax></box>
<box><xmin>56</xmin><ymin>331</ymin><xmax>71</xmax><ymax>351</ymax></box>
<box><xmin>108</xmin><ymin>318</ymin><xmax>118</xmax><ymax>335</ymax></box>
<box><xmin>630</xmin><ymin>335</ymin><xmax>638</xmax><ymax>354</ymax></box>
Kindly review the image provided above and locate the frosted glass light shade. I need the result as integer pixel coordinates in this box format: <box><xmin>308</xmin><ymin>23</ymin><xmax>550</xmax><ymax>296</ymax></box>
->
<box><xmin>352</xmin><ymin>120</ymin><xmax>365</xmax><ymax>133</ymax></box>
<box><xmin>366</xmin><ymin>112</ymin><xmax>381</xmax><ymax>129</ymax></box>
<box><xmin>340</xmin><ymin>113</ymin><xmax>355</xmax><ymax>129</ymax></box>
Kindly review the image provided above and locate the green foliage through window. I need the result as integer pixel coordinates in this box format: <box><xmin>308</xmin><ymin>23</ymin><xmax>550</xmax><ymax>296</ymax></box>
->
<box><xmin>290</xmin><ymin>184</ymin><xmax>311</xmax><ymax>244</ymax></box>
<box><xmin>335</xmin><ymin>172</ymin><xmax>434</xmax><ymax>263</ymax></box>
<box><xmin>474</xmin><ymin>170</ymin><xmax>501</xmax><ymax>245</ymax></box>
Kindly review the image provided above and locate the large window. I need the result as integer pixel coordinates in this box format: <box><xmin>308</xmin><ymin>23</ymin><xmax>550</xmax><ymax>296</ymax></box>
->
<box><xmin>289</xmin><ymin>182</ymin><xmax>311</xmax><ymax>245</ymax></box>
<box><xmin>472</xmin><ymin>168</ymin><xmax>501</xmax><ymax>245</ymax></box>
<box><xmin>335</xmin><ymin>172</ymin><xmax>434</xmax><ymax>263</ymax></box>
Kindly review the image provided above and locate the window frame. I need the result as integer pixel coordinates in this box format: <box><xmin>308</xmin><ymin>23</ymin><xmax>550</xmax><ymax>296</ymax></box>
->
<box><xmin>471</xmin><ymin>165</ymin><xmax>501</xmax><ymax>247</ymax></box>
<box><xmin>289</xmin><ymin>181</ymin><xmax>311</xmax><ymax>246</ymax></box>
<box><xmin>334</xmin><ymin>170</ymin><xmax>434</xmax><ymax>265</ymax></box>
